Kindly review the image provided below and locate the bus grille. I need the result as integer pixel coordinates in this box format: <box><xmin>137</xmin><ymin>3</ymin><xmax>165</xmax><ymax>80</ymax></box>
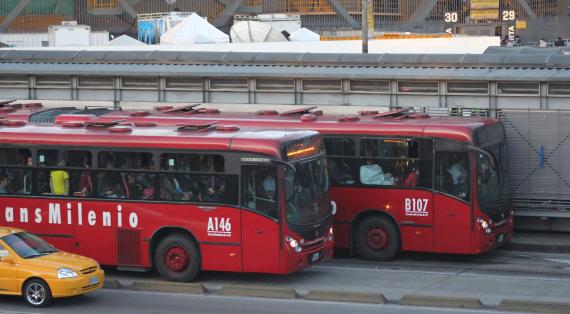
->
<box><xmin>117</xmin><ymin>228</ymin><xmax>141</xmax><ymax>266</ymax></box>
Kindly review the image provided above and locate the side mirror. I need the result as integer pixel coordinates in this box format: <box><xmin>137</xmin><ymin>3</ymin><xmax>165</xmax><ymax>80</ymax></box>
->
<box><xmin>1</xmin><ymin>255</ymin><xmax>14</xmax><ymax>264</ymax></box>
<box><xmin>330</xmin><ymin>201</ymin><xmax>337</xmax><ymax>216</ymax></box>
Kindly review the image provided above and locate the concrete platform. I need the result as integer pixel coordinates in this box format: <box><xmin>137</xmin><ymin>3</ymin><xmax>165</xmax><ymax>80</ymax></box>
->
<box><xmin>504</xmin><ymin>231</ymin><xmax>570</xmax><ymax>253</ymax></box>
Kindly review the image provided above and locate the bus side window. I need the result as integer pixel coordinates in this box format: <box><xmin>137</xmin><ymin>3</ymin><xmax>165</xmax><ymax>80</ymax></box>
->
<box><xmin>0</xmin><ymin>148</ymin><xmax>32</xmax><ymax>195</ymax></box>
<box><xmin>242</xmin><ymin>165</ymin><xmax>278</xmax><ymax>219</ymax></box>
<box><xmin>324</xmin><ymin>137</ymin><xmax>356</xmax><ymax>185</ymax></box>
<box><xmin>435</xmin><ymin>151</ymin><xmax>469</xmax><ymax>201</ymax></box>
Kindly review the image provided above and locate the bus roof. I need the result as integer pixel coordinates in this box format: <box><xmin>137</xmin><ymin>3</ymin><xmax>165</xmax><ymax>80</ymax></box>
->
<box><xmin>0</xmin><ymin>121</ymin><xmax>318</xmax><ymax>159</ymax></box>
<box><xmin>84</xmin><ymin>106</ymin><xmax>494</xmax><ymax>144</ymax></box>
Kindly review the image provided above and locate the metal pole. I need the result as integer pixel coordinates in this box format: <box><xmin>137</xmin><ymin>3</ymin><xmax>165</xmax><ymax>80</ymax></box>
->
<box><xmin>362</xmin><ymin>0</ymin><xmax>368</xmax><ymax>53</ymax></box>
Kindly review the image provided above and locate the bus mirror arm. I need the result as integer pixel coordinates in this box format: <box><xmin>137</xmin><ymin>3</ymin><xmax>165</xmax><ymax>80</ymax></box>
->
<box><xmin>271</xmin><ymin>159</ymin><xmax>296</xmax><ymax>173</ymax></box>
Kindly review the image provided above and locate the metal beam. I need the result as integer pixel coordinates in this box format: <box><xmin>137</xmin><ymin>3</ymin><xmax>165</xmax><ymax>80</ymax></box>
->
<box><xmin>515</xmin><ymin>0</ymin><xmax>537</xmax><ymax>19</ymax></box>
<box><xmin>328</xmin><ymin>0</ymin><xmax>359</xmax><ymax>29</ymax></box>
<box><xmin>0</xmin><ymin>0</ymin><xmax>31</xmax><ymax>33</ymax></box>
<box><xmin>403</xmin><ymin>0</ymin><xmax>438</xmax><ymax>29</ymax></box>
<box><xmin>118</xmin><ymin>0</ymin><xmax>138</xmax><ymax>18</ymax></box>
<box><xmin>213</xmin><ymin>0</ymin><xmax>245</xmax><ymax>27</ymax></box>
<box><xmin>214</xmin><ymin>0</ymin><xmax>232</xmax><ymax>5</ymax></box>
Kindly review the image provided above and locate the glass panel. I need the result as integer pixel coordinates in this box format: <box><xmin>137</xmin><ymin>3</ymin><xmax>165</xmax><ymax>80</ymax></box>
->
<box><xmin>548</xmin><ymin>82</ymin><xmax>570</xmax><ymax>95</ymax></box>
<box><xmin>35</xmin><ymin>75</ymin><xmax>71</xmax><ymax>87</ymax></box>
<box><xmin>0</xmin><ymin>148</ymin><xmax>31</xmax><ymax>166</ymax></box>
<box><xmin>361</xmin><ymin>139</ymin><xmax>418</xmax><ymax>159</ymax></box>
<box><xmin>324</xmin><ymin>137</ymin><xmax>356</xmax><ymax>156</ymax></box>
<box><xmin>99</xmin><ymin>151</ymin><xmax>154</xmax><ymax>170</ymax></box>
<box><xmin>302</xmin><ymin>79</ymin><xmax>342</xmax><ymax>91</ymax></box>
<box><xmin>435</xmin><ymin>152</ymin><xmax>469</xmax><ymax>201</ymax></box>
<box><xmin>398</xmin><ymin>81</ymin><xmax>439</xmax><ymax>93</ymax></box>
<box><xmin>349</xmin><ymin>80</ymin><xmax>390</xmax><ymax>92</ymax></box>
<box><xmin>121</xmin><ymin>77</ymin><xmax>158</xmax><ymax>89</ymax></box>
<box><xmin>0</xmin><ymin>75</ymin><xmax>28</xmax><ymax>87</ymax></box>
<box><xmin>497</xmin><ymin>82</ymin><xmax>539</xmax><ymax>95</ymax></box>
<box><xmin>165</xmin><ymin>77</ymin><xmax>203</xmax><ymax>90</ymax></box>
<box><xmin>210</xmin><ymin>78</ymin><xmax>248</xmax><ymax>90</ymax></box>
<box><xmin>242</xmin><ymin>165</ymin><xmax>279</xmax><ymax>218</ymax></box>
<box><xmin>256</xmin><ymin>79</ymin><xmax>294</xmax><ymax>91</ymax></box>
<box><xmin>0</xmin><ymin>168</ymin><xmax>30</xmax><ymax>194</ymax></box>
<box><xmin>447</xmin><ymin>81</ymin><xmax>489</xmax><ymax>94</ymax></box>
<box><xmin>78</xmin><ymin>76</ymin><xmax>113</xmax><ymax>88</ymax></box>
<box><xmin>160</xmin><ymin>153</ymin><xmax>224</xmax><ymax>172</ymax></box>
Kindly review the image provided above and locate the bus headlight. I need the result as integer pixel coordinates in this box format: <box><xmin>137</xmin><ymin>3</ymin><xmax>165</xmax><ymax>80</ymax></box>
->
<box><xmin>327</xmin><ymin>227</ymin><xmax>334</xmax><ymax>241</ymax></box>
<box><xmin>285</xmin><ymin>236</ymin><xmax>302</xmax><ymax>253</ymax></box>
<box><xmin>476</xmin><ymin>218</ymin><xmax>491</xmax><ymax>234</ymax></box>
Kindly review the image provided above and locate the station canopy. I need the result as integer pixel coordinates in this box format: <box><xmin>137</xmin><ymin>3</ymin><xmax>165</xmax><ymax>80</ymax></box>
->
<box><xmin>290</xmin><ymin>28</ymin><xmax>320</xmax><ymax>42</ymax></box>
<box><xmin>160</xmin><ymin>13</ymin><xmax>230</xmax><ymax>45</ymax></box>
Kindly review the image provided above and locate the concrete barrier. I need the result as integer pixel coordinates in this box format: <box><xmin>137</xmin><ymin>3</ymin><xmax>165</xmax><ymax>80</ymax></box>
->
<box><xmin>305</xmin><ymin>290</ymin><xmax>386</xmax><ymax>304</ymax></box>
<box><xmin>221</xmin><ymin>285</ymin><xmax>298</xmax><ymax>299</ymax></box>
<box><xmin>103</xmin><ymin>279</ymin><xmax>122</xmax><ymax>289</ymax></box>
<box><xmin>499</xmin><ymin>300</ymin><xmax>570</xmax><ymax>313</ymax></box>
<box><xmin>130</xmin><ymin>280</ymin><xmax>206</xmax><ymax>294</ymax></box>
<box><xmin>400</xmin><ymin>295</ymin><xmax>482</xmax><ymax>309</ymax></box>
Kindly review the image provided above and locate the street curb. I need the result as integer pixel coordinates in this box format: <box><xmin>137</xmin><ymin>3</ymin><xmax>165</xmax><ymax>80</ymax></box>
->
<box><xmin>399</xmin><ymin>295</ymin><xmax>483</xmax><ymax>309</ymax></box>
<box><xmin>305</xmin><ymin>290</ymin><xmax>386</xmax><ymax>304</ymax></box>
<box><xmin>220</xmin><ymin>285</ymin><xmax>298</xmax><ymax>299</ymax></box>
<box><xmin>502</xmin><ymin>242</ymin><xmax>570</xmax><ymax>254</ymax></box>
<box><xmin>129</xmin><ymin>280</ymin><xmax>206</xmax><ymax>294</ymax></box>
<box><xmin>498</xmin><ymin>300</ymin><xmax>570</xmax><ymax>313</ymax></box>
<box><xmin>103</xmin><ymin>279</ymin><xmax>122</xmax><ymax>289</ymax></box>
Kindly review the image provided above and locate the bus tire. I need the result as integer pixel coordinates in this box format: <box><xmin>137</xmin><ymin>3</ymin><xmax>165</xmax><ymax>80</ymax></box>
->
<box><xmin>155</xmin><ymin>234</ymin><xmax>200</xmax><ymax>282</ymax></box>
<box><xmin>23</xmin><ymin>278</ymin><xmax>53</xmax><ymax>307</ymax></box>
<box><xmin>355</xmin><ymin>216</ymin><xmax>399</xmax><ymax>261</ymax></box>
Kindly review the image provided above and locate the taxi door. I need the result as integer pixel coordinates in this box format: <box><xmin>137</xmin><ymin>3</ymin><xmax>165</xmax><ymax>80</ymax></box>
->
<box><xmin>0</xmin><ymin>243</ymin><xmax>18</xmax><ymax>294</ymax></box>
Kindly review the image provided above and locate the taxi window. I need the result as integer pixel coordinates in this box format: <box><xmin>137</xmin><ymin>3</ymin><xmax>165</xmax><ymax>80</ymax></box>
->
<box><xmin>0</xmin><ymin>243</ymin><xmax>8</xmax><ymax>257</ymax></box>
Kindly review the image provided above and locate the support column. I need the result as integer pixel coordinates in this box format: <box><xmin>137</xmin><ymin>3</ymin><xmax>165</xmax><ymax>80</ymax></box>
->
<box><xmin>213</xmin><ymin>0</ymin><xmax>246</xmax><ymax>27</ymax></box>
<box><xmin>327</xmin><ymin>0</ymin><xmax>359</xmax><ymax>29</ymax></box>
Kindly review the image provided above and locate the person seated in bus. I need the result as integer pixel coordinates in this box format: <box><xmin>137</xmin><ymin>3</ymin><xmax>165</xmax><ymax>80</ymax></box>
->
<box><xmin>19</xmin><ymin>156</ymin><xmax>33</xmax><ymax>194</ymax></box>
<box><xmin>75</xmin><ymin>157</ymin><xmax>93</xmax><ymax>197</ymax></box>
<box><xmin>125</xmin><ymin>173</ymin><xmax>144</xmax><ymax>199</ymax></box>
<box><xmin>404</xmin><ymin>166</ymin><xmax>419</xmax><ymax>187</ymax></box>
<box><xmin>360</xmin><ymin>160</ymin><xmax>395</xmax><ymax>185</ymax></box>
<box><xmin>262</xmin><ymin>172</ymin><xmax>276</xmax><ymax>201</ymax></box>
<box><xmin>328</xmin><ymin>158</ymin><xmax>354</xmax><ymax>184</ymax></box>
<box><xmin>0</xmin><ymin>174</ymin><xmax>12</xmax><ymax>194</ymax></box>
<box><xmin>198</xmin><ymin>156</ymin><xmax>226</xmax><ymax>203</ymax></box>
<box><xmin>446</xmin><ymin>154</ymin><xmax>468</xmax><ymax>198</ymax></box>
<box><xmin>160</xmin><ymin>174</ymin><xmax>194</xmax><ymax>201</ymax></box>
<box><xmin>50</xmin><ymin>159</ymin><xmax>70</xmax><ymax>196</ymax></box>
<box><xmin>97</xmin><ymin>172</ymin><xmax>125</xmax><ymax>198</ymax></box>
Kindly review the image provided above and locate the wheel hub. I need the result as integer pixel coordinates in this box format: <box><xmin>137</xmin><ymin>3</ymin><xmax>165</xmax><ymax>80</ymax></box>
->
<box><xmin>27</xmin><ymin>283</ymin><xmax>45</xmax><ymax>305</ymax></box>
<box><xmin>366</xmin><ymin>227</ymin><xmax>389</xmax><ymax>251</ymax></box>
<box><xmin>165</xmin><ymin>246</ymin><xmax>189</xmax><ymax>272</ymax></box>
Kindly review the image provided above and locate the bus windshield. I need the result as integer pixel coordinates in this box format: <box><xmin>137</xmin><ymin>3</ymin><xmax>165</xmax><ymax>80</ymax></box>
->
<box><xmin>475</xmin><ymin>123</ymin><xmax>511</xmax><ymax>219</ymax></box>
<box><xmin>285</xmin><ymin>155</ymin><xmax>330</xmax><ymax>225</ymax></box>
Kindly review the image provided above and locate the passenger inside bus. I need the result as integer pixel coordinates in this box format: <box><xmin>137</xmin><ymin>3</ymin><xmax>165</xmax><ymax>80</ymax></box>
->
<box><xmin>75</xmin><ymin>157</ymin><xmax>93</xmax><ymax>197</ymax></box>
<box><xmin>0</xmin><ymin>174</ymin><xmax>12</xmax><ymax>194</ymax></box>
<box><xmin>328</xmin><ymin>158</ymin><xmax>354</xmax><ymax>184</ymax></box>
<box><xmin>360</xmin><ymin>159</ymin><xmax>395</xmax><ymax>185</ymax></box>
<box><xmin>21</xmin><ymin>157</ymin><xmax>33</xmax><ymax>194</ymax></box>
<box><xmin>447</xmin><ymin>153</ymin><xmax>468</xmax><ymax>198</ymax></box>
<box><xmin>404</xmin><ymin>165</ymin><xmax>419</xmax><ymax>187</ymax></box>
<box><xmin>199</xmin><ymin>156</ymin><xmax>226</xmax><ymax>203</ymax></box>
<box><xmin>50</xmin><ymin>159</ymin><xmax>70</xmax><ymax>196</ymax></box>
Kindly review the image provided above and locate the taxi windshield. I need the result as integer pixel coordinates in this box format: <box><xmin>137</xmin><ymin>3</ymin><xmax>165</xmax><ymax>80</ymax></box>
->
<box><xmin>2</xmin><ymin>232</ymin><xmax>58</xmax><ymax>259</ymax></box>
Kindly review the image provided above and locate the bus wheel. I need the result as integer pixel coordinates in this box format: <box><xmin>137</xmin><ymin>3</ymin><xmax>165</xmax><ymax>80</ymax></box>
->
<box><xmin>23</xmin><ymin>279</ymin><xmax>52</xmax><ymax>307</ymax></box>
<box><xmin>155</xmin><ymin>234</ymin><xmax>200</xmax><ymax>282</ymax></box>
<box><xmin>355</xmin><ymin>216</ymin><xmax>399</xmax><ymax>261</ymax></box>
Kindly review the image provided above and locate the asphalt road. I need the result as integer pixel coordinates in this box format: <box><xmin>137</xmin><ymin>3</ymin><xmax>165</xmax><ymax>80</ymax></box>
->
<box><xmin>106</xmin><ymin>249</ymin><xmax>570</xmax><ymax>306</ymax></box>
<box><xmin>0</xmin><ymin>289</ymin><xmax>519</xmax><ymax>314</ymax></box>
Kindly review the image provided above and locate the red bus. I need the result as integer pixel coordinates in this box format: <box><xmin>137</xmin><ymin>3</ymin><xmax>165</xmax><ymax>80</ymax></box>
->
<box><xmin>43</xmin><ymin>105</ymin><xmax>514</xmax><ymax>260</ymax></box>
<box><xmin>0</xmin><ymin>119</ymin><xmax>334</xmax><ymax>281</ymax></box>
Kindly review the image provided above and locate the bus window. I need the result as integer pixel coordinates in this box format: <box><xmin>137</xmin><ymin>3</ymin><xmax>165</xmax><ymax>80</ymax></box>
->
<box><xmin>242</xmin><ymin>165</ymin><xmax>279</xmax><ymax>219</ymax></box>
<box><xmin>324</xmin><ymin>138</ymin><xmax>357</xmax><ymax>185</ymax></box>
<box><xmin>435</xmin><ymin>151</ymin><xmax>469</xmax><ymax>201</ymax></box>
<box><xmin>0</xmin><ymin>148</ymin><xmax>31</xmax><ymax>195</ymax></box>
<box><xmin>359</xmin><ymin>139</ymin><xmax>420</xmax><ymax>187</ymax></box>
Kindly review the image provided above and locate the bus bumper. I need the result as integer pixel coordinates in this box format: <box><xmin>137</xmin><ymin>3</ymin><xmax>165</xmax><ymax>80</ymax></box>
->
<box><xmin>281</xmin><ymin>239</ymin><xmax>334</xmax><ymax>274</ymax></box>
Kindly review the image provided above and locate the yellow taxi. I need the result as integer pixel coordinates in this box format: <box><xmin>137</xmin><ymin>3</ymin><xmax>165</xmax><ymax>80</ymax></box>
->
<box><xmin>0</xmin><ymin>227</ymin><xmax>104</xmax><ymax>307</ymax></box>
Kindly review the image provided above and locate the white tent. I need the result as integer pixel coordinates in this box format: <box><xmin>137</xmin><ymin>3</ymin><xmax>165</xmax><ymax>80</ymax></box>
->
<box><xmin>230</xmin><ymin>21</ymin><xmax>286</xmax><ymax>43</ymax></box>
<box><xmin>160</xmin><ymin>13</ymin><xmax>229</xmax><ymax>45</ymax></box>
<box><xmin>290</xmin><ymin>27</ymin><xmax>320</xmax><ymax>42</ymax></box>
<box><xmin>106</xmin><ymin>35</ymin><xmax>146</xmax><ymax>46</ymax></box>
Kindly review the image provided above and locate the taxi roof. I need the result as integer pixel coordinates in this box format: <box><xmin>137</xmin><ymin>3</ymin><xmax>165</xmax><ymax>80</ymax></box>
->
<box><xmin>0</xmin><ymin>227</ymin><xmax>23</xmax><ymax>238</ymax></box>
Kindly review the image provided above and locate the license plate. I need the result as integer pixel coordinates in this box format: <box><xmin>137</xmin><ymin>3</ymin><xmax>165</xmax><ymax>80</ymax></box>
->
<box><xmin>89</xmin><ymin>276</ymin><xmax>99</xmax><ymax>285</ymax></box>
<box><xmin>309</xmin><ymin>250</ymin><xmax>323</xmax><ymax>264</ymax></box>
<box><xmin>497</xmin><ymin>233</ymin><xmax>505</xmax><ymax>243</ymax></box>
